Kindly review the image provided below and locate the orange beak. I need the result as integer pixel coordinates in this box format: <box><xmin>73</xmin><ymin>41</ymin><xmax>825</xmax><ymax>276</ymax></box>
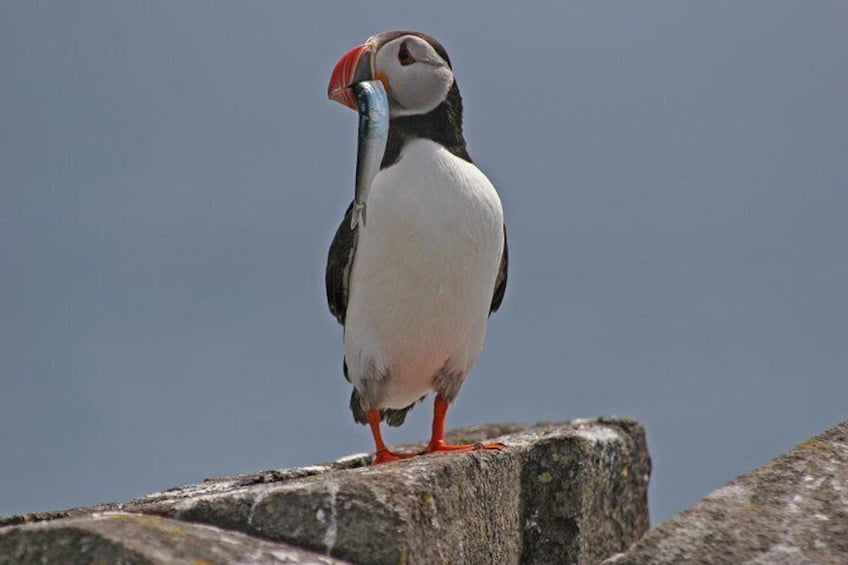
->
<box><xmin>328</xmin><ymin>43</ymin><xmax>373</xmax><ymax>110</ymax></box>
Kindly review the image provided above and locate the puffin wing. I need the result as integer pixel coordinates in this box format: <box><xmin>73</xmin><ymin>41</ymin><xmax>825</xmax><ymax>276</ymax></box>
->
<box><xmin>489</xmin><ymin>224</ymin><xmax>509</xmax><ymax>315</ymax></box>
<box><xmin>325</xmin><ymin>200</ymin><xmax>424</xmax><ymax>428</ymax></box>
<box><xmin>326</xmin><ymin>202</ymin><xmax>357</xmax><ymax>325</ymax></box>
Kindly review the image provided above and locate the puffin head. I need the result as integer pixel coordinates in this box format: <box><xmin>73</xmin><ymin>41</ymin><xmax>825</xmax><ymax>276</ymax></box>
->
<box><xmin>328</xmin><ymin>31</ymin><xmax>455</xmax><ymax>118</ymax></box>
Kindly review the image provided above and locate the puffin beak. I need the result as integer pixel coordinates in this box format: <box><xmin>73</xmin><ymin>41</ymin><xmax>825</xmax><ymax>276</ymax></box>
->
<box><xmin>328</xmin><ymin>43</ymin><xmax>375</xmax><ymax>110</ymax></box>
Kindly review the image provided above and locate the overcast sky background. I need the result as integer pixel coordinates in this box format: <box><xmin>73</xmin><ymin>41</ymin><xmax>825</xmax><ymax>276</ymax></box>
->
<box><xmin>1</xmin><ymin>2</ymin><xmax>846</xmax><ymax>524</ymax></box>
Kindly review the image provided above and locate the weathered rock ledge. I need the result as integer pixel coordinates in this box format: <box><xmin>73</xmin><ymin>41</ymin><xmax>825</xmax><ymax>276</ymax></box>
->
<box><xmin>606</xmin><ymin>419</ymin><xmax>848</xmax><ymax>565</ymax></box>
<box><xmin>0</xmin><ymin>417</ymin><xmax>651</xmax><ymax>564</ymax></box>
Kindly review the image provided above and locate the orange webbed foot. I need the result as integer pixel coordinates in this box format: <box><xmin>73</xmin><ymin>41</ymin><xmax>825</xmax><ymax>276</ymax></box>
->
<box><xmin>423</xmin><ymin>394</ymin><xmax>506</xmax><ymax>456</ymax></box>
<box><xmin>423</xmin><ymin>440</ymin><xmax>506</xmax><ymax>455</ymax></box>
<box><xmin>366</xmin><ymin>408</ymin><xmax>419</xmax><ymax>465</ymax></box>
<box><xmin>372</xmin><ymin>449</ymin><xmax>418</xmax><ymax>465</ymax></box>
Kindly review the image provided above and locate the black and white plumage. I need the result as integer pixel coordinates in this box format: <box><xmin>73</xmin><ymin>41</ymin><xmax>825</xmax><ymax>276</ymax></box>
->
<box><xmin>326</xmin><ymin>31</ymin><xmax>507</xmax><ymax>460</ymax></box>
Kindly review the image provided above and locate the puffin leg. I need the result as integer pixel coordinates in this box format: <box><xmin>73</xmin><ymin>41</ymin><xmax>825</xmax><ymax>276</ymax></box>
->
<box><xmin>366</xmin><ymin>409</ymin><xmax>416</xmax><ymax>464</ymax></box>
<box><xmin>424</xmin><ymin>394</ymin><xmax>505</xmax><ymax>454</ymax></box>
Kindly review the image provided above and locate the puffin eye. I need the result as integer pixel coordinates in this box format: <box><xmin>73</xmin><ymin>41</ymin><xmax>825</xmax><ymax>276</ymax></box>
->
<box><xmin>398</xmin><ymin>41</ymin><xmax>414</xmax><ymax>66</ymax></box>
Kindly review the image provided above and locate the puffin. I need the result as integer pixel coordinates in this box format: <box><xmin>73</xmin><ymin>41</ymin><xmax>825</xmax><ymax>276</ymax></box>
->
<box><xmin>325</xmin><ymin>31</ymin><xmax>508</xmax><ymax>464</ymax></box>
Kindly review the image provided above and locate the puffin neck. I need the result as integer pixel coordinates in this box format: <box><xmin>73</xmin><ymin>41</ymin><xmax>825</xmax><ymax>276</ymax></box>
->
<box><xmin>380</xmin><ymin>81</ymin><xmax>472</xmax><ymax>169</ymax></box>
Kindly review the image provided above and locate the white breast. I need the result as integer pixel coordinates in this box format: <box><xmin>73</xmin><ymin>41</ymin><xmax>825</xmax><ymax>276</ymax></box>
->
<box><xmin>344</xmin><ymin>139</ymin><xmax>504</xmax><ymax>410</ymax></box>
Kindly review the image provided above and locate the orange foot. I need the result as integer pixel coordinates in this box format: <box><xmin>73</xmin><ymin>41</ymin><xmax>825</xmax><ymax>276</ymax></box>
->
<box><xmin>422</xmin><ymin>394</ymin><xmax>506</xmax><ymax>456</ymax></box>
<box><xmin>423</xmin><ymin>440</ymin><xmax>506</xmax><ymax>454</ymax></box>
<box><xmin>366</xmin><ymin>409</ymin><xmax>419</xmax><ymax>465</ymax></box>
<box><xmin>372</xmin><ymin>449</ymin><xmax>418</xmax><ymax>465</ymax></box>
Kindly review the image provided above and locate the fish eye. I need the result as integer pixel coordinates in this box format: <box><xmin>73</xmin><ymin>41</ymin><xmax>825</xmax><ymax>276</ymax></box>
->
<box><xmin>398</xmin><ymin>41</ymin><xmax>414</xmax><ymax>66</ymax></box>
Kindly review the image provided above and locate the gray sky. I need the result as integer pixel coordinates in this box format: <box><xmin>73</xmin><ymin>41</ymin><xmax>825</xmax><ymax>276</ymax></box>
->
<box><xmin>1</xmin><ymin>2</ymin><xmax>846</xmax><ymax>523</ymax></box>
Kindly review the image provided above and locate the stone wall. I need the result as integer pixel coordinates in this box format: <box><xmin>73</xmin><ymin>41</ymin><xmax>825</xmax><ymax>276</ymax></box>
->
<box><xmin>0</xmin><ymin>417</ymin><xmax>651</xmax><ymax>564</ymax></box>
<box><xmin>606</xmin><ymin>419</ymin><xmax>848</xmax><ymax>564</ymax></box>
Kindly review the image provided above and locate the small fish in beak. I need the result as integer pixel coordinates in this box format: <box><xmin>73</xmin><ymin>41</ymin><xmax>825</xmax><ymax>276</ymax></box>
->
<box><xmin>350</xmin><ymin>80</ymin><xmax>389</xmax><ymax>229</ymax></box>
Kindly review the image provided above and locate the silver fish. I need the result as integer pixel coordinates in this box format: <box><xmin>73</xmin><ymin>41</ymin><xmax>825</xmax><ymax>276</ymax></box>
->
<box><xmin>351</xmin><ymin>80</ymin><xmax>389</xmax><ymax>230</ymax></box>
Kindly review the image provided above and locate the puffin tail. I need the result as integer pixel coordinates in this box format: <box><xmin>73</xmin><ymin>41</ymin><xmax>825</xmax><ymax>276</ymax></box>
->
<box><xmin>349</xmin><ymin>389</ymin><xmax>420</xmax><ymax>427</ymax></box>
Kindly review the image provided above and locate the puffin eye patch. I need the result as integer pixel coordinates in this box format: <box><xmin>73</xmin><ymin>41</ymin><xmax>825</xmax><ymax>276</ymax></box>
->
<box><xmin>398</xmin><ymin>40</ymin><xmax>414</xmax><ymax>66</ymax></box>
